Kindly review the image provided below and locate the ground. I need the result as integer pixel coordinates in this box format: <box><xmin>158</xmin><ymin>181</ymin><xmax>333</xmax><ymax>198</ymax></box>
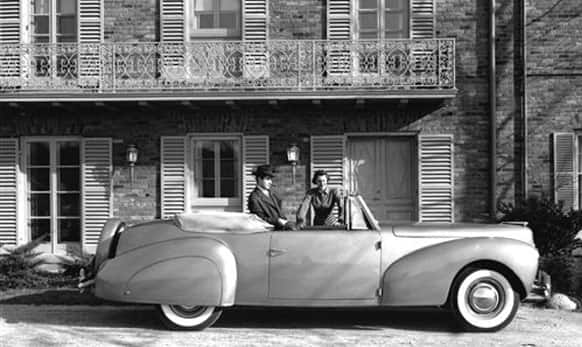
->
<box><xmin>1</xmin><ymin>301</ymin><xmax>581</xmax><ymax>346</ymax></box>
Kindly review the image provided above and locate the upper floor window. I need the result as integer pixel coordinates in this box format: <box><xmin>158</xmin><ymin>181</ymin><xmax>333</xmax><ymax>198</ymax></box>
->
<box><xmin>191</xmin><ymin>0</ymin><xmax>241</xmax><ymax>38</ymax></box>
<box><xmin>32</xmin><ymin>0</ymin><xmax>77</xmax><ymax>43</ymax></box>
<box><xmin>357</xmin><ymin>0</ymin><xmax>409</xmax><ymax>39</ymax></box>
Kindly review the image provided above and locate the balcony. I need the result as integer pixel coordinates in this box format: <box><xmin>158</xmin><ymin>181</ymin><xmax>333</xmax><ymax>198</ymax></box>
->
<box><xmin>0</xmin><ymin>39</ymin><xmax>455</xmax><ymax>102</ymax></box>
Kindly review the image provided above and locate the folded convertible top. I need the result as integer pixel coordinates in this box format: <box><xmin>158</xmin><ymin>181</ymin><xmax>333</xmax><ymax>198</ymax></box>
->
<box><xmin>174</xmin><ymin>211</ymin><xmax>274</xmax><ymax>233</ymax></box>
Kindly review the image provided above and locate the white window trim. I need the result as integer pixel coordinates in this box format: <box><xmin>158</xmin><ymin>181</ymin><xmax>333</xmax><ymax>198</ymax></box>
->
<box><xmin>354</xmin><ymin>0</ymin><xmax>410</xmax><ymax>40</ymax></box>
<box><xmin>20</xmin><ymin>136</ymin><xmax>82</xmax><ymax>254</ymax></box>
<box><xmin>575</xmin><ymin>133</ymin><xmax>581</xmax><ymax>210</ymax></box>
<box><xmin>188</xmin><ymin>0</ymin><xmax>241</xmax><ymax>39</ymax></box>
<box><xmin>188</xmin><ymin>133</ymin><xmax>243</xmax><ymax>209</ymax></box>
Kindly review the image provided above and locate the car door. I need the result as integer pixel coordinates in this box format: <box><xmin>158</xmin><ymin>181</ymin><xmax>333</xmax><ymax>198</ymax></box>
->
<box><xmin>268</xmin><ymin>230</ymin><xmax>381</xmax><ymax>300</ymax></box>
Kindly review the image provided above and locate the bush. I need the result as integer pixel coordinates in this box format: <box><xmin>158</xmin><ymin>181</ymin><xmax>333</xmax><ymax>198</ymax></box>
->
<box><xmin>499</xmin><ymin>197</ymin><xmax>582</xmax><ymax>296</ymax></box>
<box><xmin>0</xmin><ymin>237</ymin><xmax>91</xmax><ymax>291</ymax></box>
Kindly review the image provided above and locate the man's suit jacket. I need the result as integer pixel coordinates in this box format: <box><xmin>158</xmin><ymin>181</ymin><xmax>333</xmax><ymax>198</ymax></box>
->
<box><xmin>247</xmin><ymin>188</ymin><xmax>284</xmax><ymax>226</ymax></box>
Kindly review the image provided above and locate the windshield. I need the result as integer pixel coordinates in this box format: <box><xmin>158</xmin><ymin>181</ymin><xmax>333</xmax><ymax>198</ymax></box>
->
<box><xmin>347</xmin><ymin>195</ymin><xmax>380</xmax><ymax>231</ymax></box>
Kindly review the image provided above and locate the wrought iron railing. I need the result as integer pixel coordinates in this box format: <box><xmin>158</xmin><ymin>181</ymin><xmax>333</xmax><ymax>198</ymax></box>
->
<box><xmin>0</xmin><ymin>39</ymin><xmax>455</xmax><ymax>96</ymax></box>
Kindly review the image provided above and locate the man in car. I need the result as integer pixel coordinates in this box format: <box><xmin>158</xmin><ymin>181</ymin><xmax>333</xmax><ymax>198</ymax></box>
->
<box><xmin>248</xmin><ymin>165</ymin><xmax>295</xmax><ymax>230</ymax></box>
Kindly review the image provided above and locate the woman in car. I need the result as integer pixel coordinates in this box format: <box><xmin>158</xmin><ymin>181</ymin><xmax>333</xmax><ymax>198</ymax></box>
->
<box><xmin>296</xmin><ymin>170</ymin><xmax>344</xmax><ymax>229</ymax></box>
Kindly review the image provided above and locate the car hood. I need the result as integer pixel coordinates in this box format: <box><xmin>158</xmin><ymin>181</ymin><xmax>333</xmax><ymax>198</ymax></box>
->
<box><xmin>390</xmin><ymin>222</ymin><xmax>534</xmax><ymax>245</ymax></box>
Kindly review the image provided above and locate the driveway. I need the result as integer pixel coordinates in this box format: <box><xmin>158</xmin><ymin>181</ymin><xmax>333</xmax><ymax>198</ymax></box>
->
<box><xmin>0</xmin><ymin>304</ymin><xmax>581</xmax><ymax>346</ymax></box>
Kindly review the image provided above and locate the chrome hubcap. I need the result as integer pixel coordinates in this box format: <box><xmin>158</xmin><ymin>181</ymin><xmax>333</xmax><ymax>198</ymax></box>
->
<box><xmin>469</xmin><ymin>283</ymin><xmax>500</xmax><ymax>314</ymax></box>
<box><xmin>170</xmin><ymin>305</ymin><xmax>207</xmax><ymax>318</ymax></box>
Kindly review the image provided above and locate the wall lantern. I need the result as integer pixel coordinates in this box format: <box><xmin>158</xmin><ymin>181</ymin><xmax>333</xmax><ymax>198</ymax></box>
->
<box><xmin>126</xmin><ymin>144</ymin><xmax>138</xmax><ymax>186</ymax></box>
<box><xmin>286</xmin><ymin>144</ymin><xmax>300</xmax><ymax>184</ymax></box>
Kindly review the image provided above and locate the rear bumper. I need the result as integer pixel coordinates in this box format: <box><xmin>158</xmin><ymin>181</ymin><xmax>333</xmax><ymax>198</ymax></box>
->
<box><xmin>525</xmin><ymin>270</ymin><xmax>551</xmax><ymax>303</ymax></box>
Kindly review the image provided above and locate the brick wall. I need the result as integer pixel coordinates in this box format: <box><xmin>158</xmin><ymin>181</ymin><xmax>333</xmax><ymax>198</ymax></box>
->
<box><xmin>524</xmin><ymin>0</ymin><xmax>582</xmax><ymax>201</ymax></box>
<box><xmin>0</xmin><ymin>0</ymin><xmax>511</xmax><ymax>222</ymax></box>
<box><xmin>0</xmin><ymin>96</ymin><xmax>489</xmax><ymax>222</ymax></box>
<box><xmin>269</xmin><ymin>0</ymin><xmax>325</xmax><ymax>39</ymax></box>
<box><xmin>104</xmin><ymin>0</ymin><xmax>158</xmax><ymax>42</ymax></box>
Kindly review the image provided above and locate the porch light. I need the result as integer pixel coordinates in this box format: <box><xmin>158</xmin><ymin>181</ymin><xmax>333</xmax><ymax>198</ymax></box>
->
<box><xmin>126</xmin><ymin>144</ymin><xmax>138</xmax><ymax>166</ymax></box>
<box><xmin>286</xmin><ymin>144</ymin><xmax>300</xmax><ymax>184</ymax></box>
<box><xmin>286</xmin><ymin>144</ymin><xmax>300</xmax><ymax>163</ymax></box>
<box><xmin>126</xmin><ymin>144</ymin><xmax>138</xmax><ymax>187</ymax></box>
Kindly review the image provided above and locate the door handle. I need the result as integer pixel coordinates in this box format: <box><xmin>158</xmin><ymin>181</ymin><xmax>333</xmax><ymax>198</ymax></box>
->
<box><xmin>268</xmin><ymin>248</ymin><xmax>287</xmax><ymax>257</ymax></box>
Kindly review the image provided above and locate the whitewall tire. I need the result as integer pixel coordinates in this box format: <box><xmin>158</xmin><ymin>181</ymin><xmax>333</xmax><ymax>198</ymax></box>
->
<box><xmin>451</xmin><ymin>268</ymin><xmax>520</xmax><ymax>332</ymax></box>
<box><xmin>157</xmin><ymin>304</ymin><xmax>222</xmax><ymax>330</ymax></box>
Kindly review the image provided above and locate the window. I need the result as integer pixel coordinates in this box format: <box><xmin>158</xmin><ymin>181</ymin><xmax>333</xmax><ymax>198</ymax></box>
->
<box><xmin>191</xmin><ymin>136</ymin><xmax>241</xmax><ymax>210</ymax></box>
<box><xmin>356</xmin><ymin>0</ymin><xmax>410</xmax><ymax>73</ymax></box>
<box><xmin>357</xmin><ymin>0</ymin><xmax>409</xmax><ymax>40</ymax></box>
<box><xmin>31</xmin><ymin>0</ymin><xmax>78</xmax><ymax>77</ymax></box>
<box><xmin>26</xmin><ymin>139</ymin><xmax>81</xmax><ymax>252</ymax></box>
<box><xmin>191</xmin><ymin>0</ymin><xmax>241</xmax><ymax>38</ymax></box>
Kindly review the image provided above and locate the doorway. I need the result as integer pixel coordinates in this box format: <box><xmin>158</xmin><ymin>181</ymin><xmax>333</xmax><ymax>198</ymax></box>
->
<box><xmin>25</xmin><ymin>138</ymin><xmax>81</xmax><ymax>254</ymax></box>
<box><xmin>347</xmin><ymin>136</ymin><xmax>417</xmax><ymax>223</ymax></box>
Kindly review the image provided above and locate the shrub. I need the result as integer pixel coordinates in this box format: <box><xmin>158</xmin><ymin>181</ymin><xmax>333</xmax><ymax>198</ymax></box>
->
<box><xmin>499</xmin><ymin>197</ymin><xmax>582</xmax><ymax>296</ymax></box>
<box><xmin>0</xmin><ymin>236</ymin><xmax>91</xmax><ymax>291</ymax></box>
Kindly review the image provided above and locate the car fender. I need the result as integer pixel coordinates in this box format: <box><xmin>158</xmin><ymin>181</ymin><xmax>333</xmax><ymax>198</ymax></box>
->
<box><xmin>95</xmin><ymin>237</ymin><xmax>237</xmax><ymax>306</ymax></box>
<box><xmin>93</xmin><ymin>218</ymin><xmax>124</xmax><ymax>271</ymax></box>
<box><xmin>380</xmin><ymin>237</ymin><xmax>539</xmax><ymax>307</ymax></box>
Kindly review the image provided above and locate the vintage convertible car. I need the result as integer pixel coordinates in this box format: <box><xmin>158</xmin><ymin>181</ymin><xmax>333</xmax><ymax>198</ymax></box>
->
<box><xmin>81</xmin><ymin>195</ymin><xmax>541</xmax><ymax>332</ymax></box>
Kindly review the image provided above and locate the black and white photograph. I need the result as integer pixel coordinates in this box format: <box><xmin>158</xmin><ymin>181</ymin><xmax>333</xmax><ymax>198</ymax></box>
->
<box><xmin>0</xmin><ymin>0</ymin><xmax>581</xmax><ymax>346</ymax></box>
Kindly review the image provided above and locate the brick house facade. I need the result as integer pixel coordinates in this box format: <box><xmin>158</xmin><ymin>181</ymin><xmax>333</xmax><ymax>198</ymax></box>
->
<box><xmin>0</xmin><ymin>0</ymin><xmax>577</xmax><ymax>254</ymax></box>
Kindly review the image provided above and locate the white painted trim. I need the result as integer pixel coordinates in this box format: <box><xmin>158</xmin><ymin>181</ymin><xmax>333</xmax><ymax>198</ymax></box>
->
<box><xmin>188</xmin><ymin>133</ymin><xmax>243</xmax><ymax>211</ymax></box>
<box><xmin>21</xmin><ymin>136</ymin><xmax>82</xmax><ymax>252</ymax></box>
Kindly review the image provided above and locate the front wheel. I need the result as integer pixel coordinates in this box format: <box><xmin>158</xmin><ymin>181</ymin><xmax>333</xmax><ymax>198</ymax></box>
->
<box><xmin>157</xmin><ymin>304</ymin><xmax>222</xmax><ymax>330</ymax></box>
<box><xmin>451</xmin><ymin>268</ymin><xmax>520</xmax><ymax>332</ymax></box>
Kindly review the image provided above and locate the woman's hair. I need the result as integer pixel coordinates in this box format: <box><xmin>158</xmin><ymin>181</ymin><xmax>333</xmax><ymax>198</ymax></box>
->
<box><xmin>311</xmin><ymin>170</ymin><xmax>329</xmax><ymax>185</ymax></box>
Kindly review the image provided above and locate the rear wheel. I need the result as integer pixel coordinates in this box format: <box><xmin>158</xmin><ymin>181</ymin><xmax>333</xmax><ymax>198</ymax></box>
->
<box><xmin>157</xmin><ymin>304</ymin><xmax>222</xmax><ymax>330</ymax></box>
<box><xmin>451</xmin><ymin>267</ymin><xmax>519</xmax><ymax>332</ymax></box>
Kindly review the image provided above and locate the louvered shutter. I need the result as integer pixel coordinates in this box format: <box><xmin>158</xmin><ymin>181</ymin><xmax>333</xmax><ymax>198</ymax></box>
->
<box><xmin>311</xmin><ymin>136</ymin><xmax>345</xmax><ymax>223</ymax></box>
<box><xmin>0</xmin><ymin>139</ymin><xmax>18</xmax><ymax>246</ymax></box>
<box><xmin>311</xmin><ymin>136</ymin><xmax>345</xmax><ymax>189</ymax></box>
<box><xmin>326</xmin><ymin>0</ymin><xmax>352</xmax><ymax>75</ymax></box>
<box><xmin>160</xmin><ymin>0</ymin><xmax>186</xmax><ymax>79</ymax></box>
<box><xmin>78</xmin><ymin>0</ymin><xmax>103</xmax><ymax>86</ymax></box>
<box><xmin>161</xmin><ymin>136</ymin><xmax>187</xmax><ymax>218</ymax></box>
<box><xmin>410</xmin><ymin>0</ymin><xmax>435</xmax><ymax>78</ymax></box>
<box><xmin>410</xmin><ymin>0</ymin><xmax>435</xmax><ymax>39</ymax></box>
<box><xmin>0</xmin><ymin>0</ymin><xmax>21</xmax><ymax>83</ymax></box>
<box><xmin>327</xmin><ymin>0</ymin><xmax>351</xmax><ymax>40</ymax></box>
<box><xmin>242</xmin><ymin>135</ymin><xmax>269</xmax><ymax>212</ymax></box>
<box><xmin>419</xmin><ymin>135</ymin><xmax>454</xmax><ymax>223</ymax></box>
<box><xmin>553</xmin><ymin>133</ymin><xmax>576</xmax><ymax>210</ymax></box>
<box><xmin>82</xmin><ymin>138</ymin><xmax>112</xmax><ymax>252</ymax></box>
<box><xmin>243</xmin><ymin>0</ymin><xmax>268</xmax><ymax>78</ymax></box>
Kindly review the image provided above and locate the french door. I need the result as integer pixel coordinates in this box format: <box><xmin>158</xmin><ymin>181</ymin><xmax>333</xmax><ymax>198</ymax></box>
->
<box><xmin>26</xmin><ymin>138</ymin><xmax>81</xmax><ymax>254</ymax></box>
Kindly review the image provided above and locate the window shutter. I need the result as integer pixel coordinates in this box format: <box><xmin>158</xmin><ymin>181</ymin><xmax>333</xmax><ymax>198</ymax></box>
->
<box><xmin>0</xmin><ymin>0</ymin><xmax>21</xmax><ymax>81</ymax></box>
<box><xmin>327</xmin><ymin>0</ymin><xmax>351</xmax><ymax>40</ymax></box>
<box><xmin>311</xmin><ymin>135</ymin><xmax>345</xmax><ymax>222</ymax></box>
<box><xmin>161</xmin><ymin>136</ymin><xmax>187</xmax><ymax>218</ymax></box>
<box><xmin>243</xmin><ymin>0</ymin><xmax>268</xmax><ymax>78</ymax></box>
<box><xmin>311</xmin><ymin>135</ymin><xmax>345</xmax><ymax>189</ymax></box>
<box><xmin>78</xmin><ymin>0</ymin><xmax>103</xmax><ymax>86</ymax></box>
<box><xmin>410</xmin><ymin>0</ymin><xmax>435</xmax><ymax>39</ymax></box>
<box><xmin>242</xmin><ymin>135</ymin><xmax>269</xmax><ymax>213</ymax></box>
<box><xmin>160</xmin><ymin>0</ymin><xmax>186</xmax><ymax>78</ymax></box>
<box><xmin>419</xmin><ymin>135</ymin><xmax>454</xmax><ymax>223</ymax></box>
<box><xmin>553</xmin><ymin>133</ymin><xmax>576</xmax><ymax>210</ymax></box>
<box><xmin>82</xmin><ymin>138</ymin><xmax>112</xmax><ymax>252</ymax></box>
<box><xmin>326</xmin><ymin>0</ymin><xmax>352</xmax><ymax>75</ymax></box>
<box><xmin>0</xmin><ymin>139</ymin><xmax>18</xmax><ymax>246</ymax></box>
